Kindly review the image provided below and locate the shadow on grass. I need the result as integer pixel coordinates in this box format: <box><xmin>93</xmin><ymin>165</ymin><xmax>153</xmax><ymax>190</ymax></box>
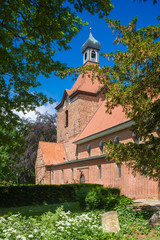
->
<box><xmin>0</xmin><ymin>202</ymin><xmax>82</xmax><ymax>218</ymax></box>
<box><xmin>140</xmin><ymin>210</ymin><xmax>155</xmax><ymax>220</ymax></box>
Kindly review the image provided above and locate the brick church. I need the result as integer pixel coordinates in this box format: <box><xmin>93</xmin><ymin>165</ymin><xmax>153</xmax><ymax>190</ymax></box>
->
<box><xmin>35</xmin><ymin>32</ymin><xmax>159</xmax><ymax>199</ymax></box>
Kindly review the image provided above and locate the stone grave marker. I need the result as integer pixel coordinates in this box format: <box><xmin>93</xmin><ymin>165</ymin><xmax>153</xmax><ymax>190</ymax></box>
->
<box><xmin>101</xmin><ymin>211</ymin><xmax>120</xmax><ymax>233</ymax></box>
<box><xmin>147</xmin><ymin>211</ymin><xmax>160</xmax><ymax>225</ymax></box>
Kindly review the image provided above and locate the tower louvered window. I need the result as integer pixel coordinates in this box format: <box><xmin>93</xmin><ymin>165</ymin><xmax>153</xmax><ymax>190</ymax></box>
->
<box><xmin>65</xmin><ymin>110</ymin><xmax>68</xmax><ymax>127</ymax></box>
<box><xmin>91</xmin><ymin>50</ymin><xmax>96</xmax><ymax>59</ymax></box>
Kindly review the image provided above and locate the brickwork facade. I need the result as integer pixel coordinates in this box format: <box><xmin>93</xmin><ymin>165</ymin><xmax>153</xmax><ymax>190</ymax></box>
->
<box><xmin>35</xmin><ymin>146</ymin><xmax>45</xmax><ymax>184</ymax></box>
<box><xmin>35</xmin><ymin>33</ymin><xmax>160</xmax><ymax>199</ymax></box>
<box><xmin>57</xmin><ymin>92</ymin><xmax>104</xmax><ymax>160</ymax></box>
<box><xmin>77</xmin><ymin>128</ymin><xmax>133</xmax><ymax>159</ymax></box>
<box><xmin>35</xmin><ymin>88</ymin><xmax>160</xmax><ymax>199</ymax></box>
<box><xmin>36</xmin><ymin>125</ymin><xmax>159</xmax><ymax>199</ymax></box>
<box><xmin>49</xmin><ymin>159</ymin><xmax>159</xmax><ymax>199</ymax></box>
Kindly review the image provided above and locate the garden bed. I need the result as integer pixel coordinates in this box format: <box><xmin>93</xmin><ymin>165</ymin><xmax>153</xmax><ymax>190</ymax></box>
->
<box><xmin>0</xmin><ymin>203</ymin><xmax>160</xmax><ymax>239</ymax></box>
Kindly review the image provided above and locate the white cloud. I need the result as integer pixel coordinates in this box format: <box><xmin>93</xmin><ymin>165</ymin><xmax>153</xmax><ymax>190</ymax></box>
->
<box><xmin>15</xmin><ymin>102</ymin><xmax>58</xmax><ymax>121</ymax></box>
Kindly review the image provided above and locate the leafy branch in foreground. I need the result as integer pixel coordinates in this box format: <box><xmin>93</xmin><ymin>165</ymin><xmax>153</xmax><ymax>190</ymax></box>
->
<box><xmin>1</xmin><ymin>0</ymin><xmax>113</xmax><ymax>125</ymax></box>
<box><xmin>59</xmin><ymin>16</ymin><xmax>160</xmax><ymax>179</ymax></box>
<box><xmin>106</xmin><ymin>136</ymin><xmax>160</xmax><ymax>180</ymax></box>
<box><xmin>0</xmin><ymin>0</ymin><xmax>112</xmax><ymax>174</ymax></box>
<box><xmin>100</xmin><ymin>17</ymin><xmax>160</xmax><ymax>179</ymax></box>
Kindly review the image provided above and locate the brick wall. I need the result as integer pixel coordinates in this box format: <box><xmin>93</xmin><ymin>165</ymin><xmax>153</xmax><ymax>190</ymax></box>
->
<box><xmin>78</xmin><ymin>128</ymin><xmax>133</xmax><ymax>159</ymax></box>
<box><xmin>35</xmin><ymin>146</ymin><xmax>46</xmax><ymax>184</ymax></box>
<box><xmin>50</xmin><ymin>159</ymin><xmax>159</xmax><ymax>199</ymax></box>
<box><xmin>36</xmin><ymin>124</ymin><xmax>160</xmax><ymax>199</ymax></box>
<box><xmin>48</xmin><ymin>127</ymin><xmax>159</xmax><ymax>199</ymax></box>
<box><xmin>57</xmin><ymin>92</ymin><xmax>104</xmax><ymax>160</ymax></box>
<box><xmin>35</xmin><ymin>78</ymin><xmax>160</xmax><ymax>199</ymax></box>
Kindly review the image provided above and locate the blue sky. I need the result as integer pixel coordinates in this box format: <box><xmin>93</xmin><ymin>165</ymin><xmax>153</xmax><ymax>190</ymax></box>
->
<box><xmin>23</xmin><ymin>0</ymin><xmax>160</xmax><ymax>120</ymax></box>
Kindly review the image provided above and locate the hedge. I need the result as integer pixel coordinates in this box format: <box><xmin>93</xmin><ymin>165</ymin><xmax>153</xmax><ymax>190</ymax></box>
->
<box><xmin>76</xmin><ymin>185</ymin><xmax>120</xmax><ymax>209</ymax></box>
<box><xmin>0</xmin><ymin>184</ymin><xmax>113</xmax><ymax>208</ymax></box>
<box><xmin>85</xmin><ymin>186</ymin><xmax>121</xmax><ymax>210</ymax></box>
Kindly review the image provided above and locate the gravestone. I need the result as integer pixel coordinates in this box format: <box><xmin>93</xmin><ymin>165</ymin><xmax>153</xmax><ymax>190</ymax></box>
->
<box><xmin>101</xmin><ymin>211</ymin><xmax>120</xmax><ymax>233</ymax></box>
<box><xmin>147</xmin><ymin>211</ymin><xmax>160</xmax><ymax>225</ymax></box>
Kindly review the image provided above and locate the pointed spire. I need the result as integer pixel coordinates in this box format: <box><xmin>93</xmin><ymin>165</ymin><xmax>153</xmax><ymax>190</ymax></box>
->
<box><xmin>81</xmin><ymin>31</ymin><xmax>101</xmax><ymax>53</ymax></box>
<box><xmin>81</xmin><ymin>29</ymin><xmax>101</xmax><ymax>65</ymax></box>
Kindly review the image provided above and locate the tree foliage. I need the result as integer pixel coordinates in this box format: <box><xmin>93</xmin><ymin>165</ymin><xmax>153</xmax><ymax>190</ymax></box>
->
<box><xmin>0</xmin><ymin>0</ymin><xmax>112</xmax><ymax>179</ymax></box>
<box><xmin>100</xmin><ymin>17</ymin><xmax>160</xmax><ymax>179</ymax></box>
<box><xmin>0</xmin><ymin>0</ymin><xmax>112</xmax><ymax>149</ymax></box>
<box><xmin>0</xmin><ymin>112</ymin><xmax>57</xmax><ymax>183</ymax></box>
<box><xmin>18</xmin><ymin>112</ymin><xmax>57</xmax><ymax>184</ymax></box>
<box><xmin>0</xmin><ymin>128</ymin><xmax>27</xmax><ymax>183</ymax></box>
<box><xmin>57</xmin><ymin>9</ymin><xmax>160</xmax><ymax>179</ymax></box>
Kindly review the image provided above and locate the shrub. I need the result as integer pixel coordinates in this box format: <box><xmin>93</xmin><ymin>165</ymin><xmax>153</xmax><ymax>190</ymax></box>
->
<box><xmin>75</xmin><ymin>184</ymin><xmax>102</xmax><ymax>208</ymax></box>
<box><xmin>85</xmin><ymin>186</ymin><xmax>120</xmax><ymax>210</ymax></box>
<box><xmin>115</xmin><ymin>195</ymin><xmax>133</xmax><ymax>209</ymax></box>
<box><xmin>0</xmin><ymin>184</ymin><xmax>102</xmax><ymax>208</ymax></box>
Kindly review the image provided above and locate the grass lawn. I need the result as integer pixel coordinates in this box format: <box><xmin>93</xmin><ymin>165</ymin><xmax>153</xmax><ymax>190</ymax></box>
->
<box><xmin>0</xmin><ymin>202</ymin><xmax>81</xmax><ymax>218</ymax></box>
<box><xmin>0</xmin><ymin>202</ymin><xmax>160</xmax><ymax>239</ymax></box>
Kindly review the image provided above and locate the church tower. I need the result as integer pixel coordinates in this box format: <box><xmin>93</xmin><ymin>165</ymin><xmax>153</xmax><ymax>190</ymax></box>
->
<box><xmin>81</xmin><ymin>30</ymin><xmax>101</xmax><ymax>65</ymax></box>
<box><xmin>56</xmin><ymin>31</ymin><xmax>103</xmax><ymax>160</ymax></box>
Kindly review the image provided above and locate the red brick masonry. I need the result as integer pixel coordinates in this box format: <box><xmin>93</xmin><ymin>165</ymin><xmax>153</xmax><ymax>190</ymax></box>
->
<box><xmin>35</xmin><ymin>61</ymin><xmax>160</xmax><ymax>200</ymax></box>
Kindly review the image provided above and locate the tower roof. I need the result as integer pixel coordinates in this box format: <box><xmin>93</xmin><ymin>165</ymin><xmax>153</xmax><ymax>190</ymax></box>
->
<box><xmin>55</xmin><ymin>62</ymin><xmax>103</xmax><ymax>110</ymax></box>
<box><xmin>81</xmin><ymin>32</ymin><xmax>101</xmax><ymax>53</ymax></box>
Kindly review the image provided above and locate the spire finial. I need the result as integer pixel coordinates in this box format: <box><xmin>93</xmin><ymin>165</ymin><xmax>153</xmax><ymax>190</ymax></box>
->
<box><xmin>90</xmin><ymin>20</ymin><xmax>92</xmax><ymax>32</ymax></box>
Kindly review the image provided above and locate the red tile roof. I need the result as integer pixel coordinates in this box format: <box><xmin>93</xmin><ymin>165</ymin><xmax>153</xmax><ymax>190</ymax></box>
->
<box><xmin>75</xmin><ymin>101</ymin><xmax>130</xmax><ymax>142</ymax></box>
<box><xmin>39</xmin><ymin>142</ymin><xmax>66</xmax><ymax>165</ymax></box>
<box><xmin>68</xmin><ymin>68</ymin><xmax>103</xmax><ymax>96</ymax></box>
<box><xmin>55</xmin><ymin>62</ymin><xmax>103</xmax><ymax>110</ymax></box>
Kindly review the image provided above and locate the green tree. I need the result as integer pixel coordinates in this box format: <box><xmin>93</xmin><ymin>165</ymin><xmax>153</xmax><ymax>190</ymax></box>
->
<box><xmin>100</xmin><ymin>17</ymin><xmax>160</xmax><ymax>179</ymax></box>
<box><xmin>0</xmin><ymin>0</ymin><xmax>112</xmax><ymax>124</ymax></box>
<box><xmin>18</xmin><ymin>112</ymin><xmax>57</xmax><ymax>184</ymax></box>
<box><xmin>0</xmin><ymin>0</ymin><xmax>113</xmax><ymax>178</ymax></box>
<box><xmin>0</xmin><ymin>0</ymin><xmax>113</xmax><ymax>141</ymax></box>
<box><xmin>0</xmin><ymin>127</ymin><xmax>27</xmax><ymax>183</ymax></box>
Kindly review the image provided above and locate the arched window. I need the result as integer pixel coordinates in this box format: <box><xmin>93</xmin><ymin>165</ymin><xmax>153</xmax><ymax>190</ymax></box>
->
<box><xmin>98</xmin><ymin>165</ymin><xmax>101</xmax><ymax>179</ymax></box>
<box><xmin>114</xmin><ymin>136</ymin><xmax>119</xmax><ymax>145</ymax></box>
<box><xmin>76</xmin><ymin>145</ymin><xmax>78</xmax><ymax>159</ymax></box>
<box><xmin>65</xmin><ymin>110</ymin><xmax>68</xmax><ymax>127</ymax></box>
<box><xmin>51</xmin><ymin>170</ymin><xmax>54</xmax><ymax>180</ymax></box>
<box><xmin>85</xmin><ymin>52</ymin><xmax>87</xmax><ymax>60</ymax></box>
<box><xmin>99</xmin><ymin>140</ymin><xmax>104</xmax><ymax>154</ymax></box>
<box><xmin>87</xmin><ymin>144</ymin><xmax>91</xmax><ymax>156</ymax></box>
<box><xmin>71</xmin><ymin>168</ymin><xmax>74</xmax><ymax>180</ymax></box>
<box><xmin>91</xmin><ymin>50</ymin><xmax>96</xmax><ymax>59</ymax></box>
<box><xmin>132</xmin><ymin>132</ymin><xmax>139</xmax><ymax>144</ymax></box>
<box><xmin>117</xmin><ymin>164</ymin><xmax>121</xmax><ymax>178</ymax></box>
<box><xmin>80</xmin><ymin>173</ymin><xmax>85</xmax><ymax>183</ymax></box>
